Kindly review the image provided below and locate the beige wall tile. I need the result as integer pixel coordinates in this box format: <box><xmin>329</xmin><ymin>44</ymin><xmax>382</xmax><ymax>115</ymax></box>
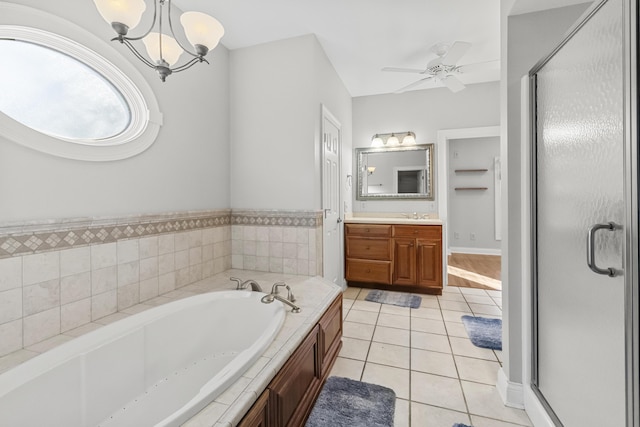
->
<box><xmin>61</xmin><ymin>298</ymin><xmax>91</xmax><ymax>332</ymax></box>
<box><xmin>243</xmin><ymin>256</ymin><xmax>257</xmax><ymax>270</ymax></box>
<box><xmin>158</xmin><ymin>253</ymin><xmax>175</xmax><ymax>275</ymax></box>
<box><xmin>269</xmin><ymin>227</ymin><xmax>283</xmax><ymax>242</ymax></box>
<box><xmin>175</xmin><ymin>250</ymin><xmax>189</xmax><ymax>270</ymax></box>
<box><xmin>158</xmin><ymin>272</ymin><xmax>176</xmax><ymax>294</ymax></box>
<box><xmin>60</xmin><ymin>272</ymin><xmax>91</xmax><ymax>305</ymax></box>
<box><xmin>23</xmin><ymin>252</ymin><xmax>59</xmax><ymax>286</ymax></box>
<box><xmin>23</xmin><ymin>307</ymin><xmax>60</xmax><ymax>347</ymax></box>
<box><xmin>255</xmin><ymin>228</ymin><xmax>269</xmax><ymax>242</ymax></box>
<box><xmin>189</xmin><ymin>247</ymin><xmax>202</xmax><ymax>266</ymax></box>
<box><xmin>91</xmin><ymin>266</ymin><xmax>117</xmax><ymax>295</ymax></box>
<box><xmin>213</xmin><ymin>227</ymin><xmax>224</xmax><ymax>243</ymax></box>
<box><xmin>202</xmin><ymin>244</ymin><xmax>214</xmax><ymax>262</ymax></box>
<box><xmin>60</xmin><ymin>247</ymin><xmax>90</xmax><ymax>278</ymax></box>
<box><xmin>243</xmin><ymin>226</ymin><xmax>256</xmax><ymax>241</ymax></box>
<box><xmin>231</xmin><ymin>240</ymin><xmax>243</xmax><ymax>255</ymax></box>
<box><xmin>202</xmin><ymin>228</ymin><xmax>215</xmax><ymax>245</ymax></box>
<box><xmin>269</xmin><ymin>257</ymin><xmax>282</xmax><ymax>273</ymax></box>
<box><xmin>158</xmin><ymin>234</ymin><xmax>175</xmax><ymax>255</ymax></box>
<box><xmin>117</xmin><ymin>261</ymin><xmax>139</xmax><ymax>288</ymax></box>
<box><xmin>297</xmin><ymin>228</ymin><xmax>309</xmax><ymax>244</ymax></box>
<box><xmin>23</xmin><ymin>279</ymin><xmax>60</xmax><ymax>316</ymax></box>
<box><xmin>0</xmin><ymin>288</ymin><xmax>22</xmax><ymax>324</ymax></box>
<box><xmin>0</xmin><ymin>319</ymin><xmax>22</xmax><ymax>357</ymax></box>
<box><xmin>283</xmin><ymin>258</ymin><xmax>297</xmax><ymax>274</ymax></box>
<box><xmin>140</xmin><ymin>277</ymin><xmax>159</xmax><ymax>302</ymax></box>
<box><xmin>91</xmin><ymin>243</ymin><xmax>117</xmax><ymax>270</ymax></box>
<box><xmin>231</xmin><ymin>225</ymin><xmax>243</xmax><ymax>240</ymax></box>
<box><xmin>0</xmin><ymin>256</ymin><xmax>22</xmax><ymax>292</ymax></box>
<box><xmin>138</xmin><ymin>236</ymin><xmax>159</xmax><ymax>259</ymax></box>
<box><xmin>188</xmin><ymin>230</ymin><xmax>203</xmax><ymax>248</ymax></box>
<box><xmin>118</xmin><ymin>283</ymin><xmax>139</xmax><ymax>310</ymax></box>
<box><xmin>140</xmin><ymin>257</ymin><xmax>159</xmax><ymax>281</ymax></box>
<box><xmin>91</xmin><ymin>290</ymin><xmax>117</xmax><ymax>320</ymax></box>
<box><xmin>202</xmin><ymin>261</ymin><xmax>215</xmax><ymax>278</ymax></box>
<box><xmin>176</xmin><ymin>267</ymin><xmax>190</xmax><ymax>287</ymax></box>
<box><xmin>282</xmin><ymin>228</ymin><xmax>297</xmax><ymax>243</ymax></box>
<box><xmin>117</xmin><ymin>240</ymin><xmax>139</xmax><ymax>264</ymax></box>
<box><xmin>213</xmin><ymin>242</ymin><xmax>225</xmax><ymax>259</ymax></box>
<box><xmin>175</xmin><ymin>232</ymin><xmax>190</xmax><ymax>251</ymax></box>
<box><xmin>269</xmin><ymin>242</ymin><xmax>283</xmax><ymax>258</ymax></box>
<box><xmin>189</xmin><ymin>265</ymin><xmax>202</xmax><ymax>283</ymax></box>
<box><xmin>296</xmin><ymin>244</ymin><xmax>309</xmax><ymax>260</ymax></box>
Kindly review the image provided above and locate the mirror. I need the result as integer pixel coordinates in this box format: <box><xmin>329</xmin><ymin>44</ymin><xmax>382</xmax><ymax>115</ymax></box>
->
<box><xmin>356</xmin><ymin>144</ymin><xmax>434</xmax><ymax>200</ymax></box>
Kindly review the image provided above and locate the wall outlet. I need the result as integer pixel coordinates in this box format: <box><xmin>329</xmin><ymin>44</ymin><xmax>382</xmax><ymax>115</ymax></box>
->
<box><xmin>454</xmin><ymin>232</ymin><xmax>460</xmax><ymax>240</ymax></box>
<box><xmin>470</xmin><ymin>232</ymin><xmax>476</xmax><ymax>241</ymax></box>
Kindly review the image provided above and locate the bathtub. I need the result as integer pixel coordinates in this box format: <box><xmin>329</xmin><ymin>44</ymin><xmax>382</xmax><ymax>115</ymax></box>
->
<box><xmin>0</xmin><ymin>290</ymin><xmax>285</xmax><ymax>427</ymax></box>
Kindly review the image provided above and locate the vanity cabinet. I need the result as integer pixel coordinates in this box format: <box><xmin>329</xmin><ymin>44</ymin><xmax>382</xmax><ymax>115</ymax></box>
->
<box><xmin>345</xmin><ymin>223</ymin><xmax>443</xmax><ymax>294</ymax></box>
<box><xmin>237</xmin><ymin>294</ymin><xmax>343</xmax><ymax>427</ymax></box>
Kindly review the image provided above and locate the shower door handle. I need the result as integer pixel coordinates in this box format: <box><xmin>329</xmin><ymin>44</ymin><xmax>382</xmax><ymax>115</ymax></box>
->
<box><xmin>586</xmin><ymin>222</ymin><xmax>621</xmax><ymax>277</ymax></box>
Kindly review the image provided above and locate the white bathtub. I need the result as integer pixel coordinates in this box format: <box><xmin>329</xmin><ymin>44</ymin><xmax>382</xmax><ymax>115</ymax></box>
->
<box><xmin>0</xmin><ymin>290</ymin><xmax>285</xmax><ymax>427</ymax></box>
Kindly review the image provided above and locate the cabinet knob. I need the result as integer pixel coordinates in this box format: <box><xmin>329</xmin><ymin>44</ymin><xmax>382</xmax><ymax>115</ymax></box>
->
<box><xmin>366</xmin><ymin>246</ymin><xmax>370</xmax><ymax>250</ymax></box>
<box><xmin>413</xmin><ymin>230</ymin><xmax>418</xmax><ymax>234</ymax></box>
<box><xmin>365</xmin><ymin>228</ymin><xmax>370</xmax><ymax>233</ymax></box>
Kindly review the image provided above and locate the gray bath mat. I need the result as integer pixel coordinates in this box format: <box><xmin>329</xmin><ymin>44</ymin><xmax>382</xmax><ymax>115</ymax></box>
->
<box><xmin>452</xmin><ymin>423</ymin><xmax>472</xmax><ymax>427</ymax></box>
<box><xmin>305</xmin><ymin>376</ymin><xmax>396</xmax><ymax>427</ymax></box>
<box><xmin>461</xmin><ymin>315</ymin><xmax>502</xmax><ymax>350</ymax></box>
<box><xmin>364</xmin><ymin>290</ymin><xmax>422</xmax><ymax>309</ymax></box>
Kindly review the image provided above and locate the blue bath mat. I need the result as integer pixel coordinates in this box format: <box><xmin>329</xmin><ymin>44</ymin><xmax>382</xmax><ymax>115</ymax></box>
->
<box><xmin>461</xmin><ymin>315</ymin><xmax>502</xmax><ymax>350</ymax></box>
<box><xmin>452</xmin><ymin>424</ymin><xmax>472</xmax><ymax>427</ymax></box>
<box><xmin>365</xmin><ymin>290</ymin><xmax>422</xmax><ymax>309</ymax></box>
<box><xmin>306</xmin><ymin>376</ymin><xmax>395</xmax><ymax>427</ymax></box>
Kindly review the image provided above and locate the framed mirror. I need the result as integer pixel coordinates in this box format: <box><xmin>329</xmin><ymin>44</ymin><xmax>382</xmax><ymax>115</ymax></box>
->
<box><xmin>355</xmin><ymin>144</ymin><xmax>434</xmax><ymax>200</ymax></box>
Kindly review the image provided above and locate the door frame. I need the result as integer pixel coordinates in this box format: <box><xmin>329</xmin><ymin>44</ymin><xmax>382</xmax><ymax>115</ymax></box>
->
<box><xmin>320</xmin><ymin>104</ymin><xmax>344</xmax><ymax>287</ymax></box>
<box><xmin>521</xmin><ymin>1</ymin><xmax>639</xmax><ymax>425</ymax></box>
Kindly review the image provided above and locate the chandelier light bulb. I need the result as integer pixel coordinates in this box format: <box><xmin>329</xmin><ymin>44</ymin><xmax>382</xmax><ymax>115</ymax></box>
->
<box><xmin>402</xmin><ymin>133</ymin><xmax>416</xmax><ymax>145</ymax></box>
<box><xmin>181</xmin><ymin>12</ymin><xmax>225</xmax><ymax>55</ymax></box>
<box><xmin>142</xmin><ymin>32</ymin><xmax>183</xmax><ymax>66</ymax></box>
<box><xmin>93</xmin><ymin>0</ymin><xmax>146</xmax><ymax>32</ymax></box>
<box><xmin>371</xmin><ymin>134</ymin><xmax>384</xmax><ymax>147</ymax></box>
<box><xmin>386</xmin><ymin>134</ymin><xmax>399</xmax><ymax>146</ymax></box>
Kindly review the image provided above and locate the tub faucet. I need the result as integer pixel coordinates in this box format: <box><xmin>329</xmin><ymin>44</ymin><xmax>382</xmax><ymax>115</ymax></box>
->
<box><xmin>230</xmin><ymin>277</ymin><xmax>263</xmax><ymax>292</ymax></box>
<box><xmin>271</xmin><ymin>281</ymin><xmax>295</xmax><ymax>302</ymax></box>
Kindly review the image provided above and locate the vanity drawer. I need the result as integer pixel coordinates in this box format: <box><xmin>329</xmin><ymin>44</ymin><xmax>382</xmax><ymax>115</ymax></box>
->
<box><xmin>345</xmin><ymin>224</ymin><xmax>392</xmax><ymax>237</ymax></box>
<box><xmin>345</xmin><ymin>259</ymin><xmax>392</xmax><ymax>284</ymax></box>
<box><xmin>393</xmin><ymin>225</ymin><xmax>442</xmax><ymax>240</ymax></box>
<box><xmin>346</xmin><ymin>237</ymin><xmax>392</xmax><ymax>260</ymax></box>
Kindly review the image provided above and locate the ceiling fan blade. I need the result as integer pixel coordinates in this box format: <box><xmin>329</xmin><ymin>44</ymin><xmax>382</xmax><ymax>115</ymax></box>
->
<box><xmin>441</xmin><ymin>41</ymin><xmax>471</xmax><ymax>65</ymax></box>
<box><xmin>457</xmin><ymin>59</ymin><xmax>500</xmax><ymax>74</ymax></box>
<box><xmin>394</xmin><ymin>76</ymin><xmax>434</xmax><ymax>94</ymax></box>
<box><xmin>441</xmin><ymin>75</ymin><xmax>466</xmax><ymax>93</ymax></box>
<box><xmin>381</xmin><ymin>67</ymin><xmax>426</xmax><ymax>74</ymax></box>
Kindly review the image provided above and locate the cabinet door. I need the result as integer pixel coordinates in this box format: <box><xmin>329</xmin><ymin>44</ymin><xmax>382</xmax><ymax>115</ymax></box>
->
<box><xmin>269</xmin><ymin>325</ymin><xmax>321</xmax><ymax>427</ymax></box>
<box><xmin>238</xmin><ymin>389</ymin><xmax>270</xmax><ymax>427</ymax></box>
<box><xmin>392</xmin><ymin>238</ymin><xmax>416</xmax><ymax>285</ymax></box>
<box><xmin>318</xmin><ymin>295</ymin><xmax>343</xmax><ymax>379</ymax></box>
<box><xmin>417</xmin><ymin>238</ymin><xmax>442</xmax><ymax>288</ymax></box>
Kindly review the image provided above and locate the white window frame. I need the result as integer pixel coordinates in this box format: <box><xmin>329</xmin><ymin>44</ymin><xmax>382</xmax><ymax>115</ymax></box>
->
<box><xmin>0</xmin><ymin>3</ymin><xmax>162</xmax><ymax>162</ymax></box>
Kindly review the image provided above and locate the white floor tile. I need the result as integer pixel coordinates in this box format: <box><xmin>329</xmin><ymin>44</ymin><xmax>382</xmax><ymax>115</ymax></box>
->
<box><xmin>394</xmin><ymin>398</ymin><xmax>410</xmax><ymax>427</ymax></box>
<box><xmin>455</xmin><ymin>355</ymin><xmax>501</xmax><ymax>385</ymax></box>
<box><xmin>411</xmin><ymin>371</ymin><xmax>467</xmax><ymax>412</ymax></box>
<box><xmin>345</xmin><ymin>309</ymin><xmax>379</xmax><ymax>325</ymax></box>
<box><xmin>463</xmin><ymin>295</ymin><xmax>496</xmax><ymax>305</ymax></box>
<box><xmin>410</xmin><ymin>307</ymin><xmax>443</xmax><ymax>321</ymax></box>
<box><xmin>442</xmin><ymin>286</ymin><xmax>462</xmax><ymax>294</ymax></box>
<box><xmin>352</xmin><ymin>300</ymin><xmax>382</xmax><ymax>313</ymax></box>
<box><xmin>411</xmin><ymin>331</ymin><xmax>452</xmax><ymax>354</ymax></box>
<box><xmin>379</xmin><ymin>304</ymin><xmax>411</xmax><ymax>316</ymax></box>
<box><xmin>411</xmin><ymin>402</ymin><xmax>471</xmax><ymax>427</ymax></box>
<box><xmin>471</xmin><ymin>415</ymin><xmax>530</xmax><ymax>427</ymax></box>
<box><xmin>367</xmin><ymin>342</ymin><xmax>410</xmax><ymax>369</ymax></box>
<box><xmin>419</xmin><ymin>297</ymin><xmax>440</xmax><ymax>308</ymax></box>
<box><xmin>373</xmin><ymin>325</ymin><xmax>410</xmax><ymax>347</ymax></box>
<box><xmin>329</xmin><ymin>357</ymin><xmax>364</xmax><ymax>381</ymax></box>
<box><xmin>377</xmin><ymin>313</ymin><xmax>410</xmax><ymax>330</ymax></box>
<box><xmin>438</xmin><ymin>293</ymin><xmax>467</xmax><ymax>302</ymax></box>
<box><xmin>411</xmin><ymin>348</ymin><xmax>458</xmax><ymax>378</ymax></box>
<box><xmin>343</xmin><ymin>321</ymin><xmax>375</xmax><ymax>341</ymax></box>
<box><xmin>470</xmin><ymin>303</ymin><xmax>502</xmax><ymax>316</ymax></box>
<box><xmin>441</xmin><ymin>309</ymin><xmax>473</xmax><ymax>323</ymax></box>
<box><xmin>439</xmin><ymin>300</ymin><xmax>472</xmax><ymax>312</ymax></box>
<box><xmin>449</xmin><ymin>336</ymin><xmax>498</xmax><ymax>361</ymax></box>
<box><xmin>462</xmin><ymin>381</ymin><xmax>532</xmax><ymax>426</ymax></box>
<box><xmin>444</xmin><ymin>321</ymin><xmax>469</xmax><ymax>338</ymax></box>
<box><xmin>338</xmin><ymin>337</ymin><xmax>370</xmax><ymax>361</ymax></box>
<box><xmin>460</xmin><ymin>287</ymin><xmax>490</xmax><ymax>296</ymax></box>
<box><xmin>343</xmin><ymin>287</ymin><xmax>361</xmax><ymax>299</ymax></box>
<box><xmin>411</xmin><ymin>317</ymin><xmax>447</xmax><ymax>335</ymax></box>
<box><xmin>362</xmin><ymin>362</ymin><xmax>410</xmax><ymax>400</ymax></box>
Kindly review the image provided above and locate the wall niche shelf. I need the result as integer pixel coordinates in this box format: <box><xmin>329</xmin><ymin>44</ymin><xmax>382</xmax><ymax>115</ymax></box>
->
<box><xmin>454</xmin><ymin>169</ymin><xmax>489</xmax><ymax>173</ymax></box>
<box><xmin>454</xmin><ymin>187</ymin><xmax>488</xmax><ymax>191</ymax></box>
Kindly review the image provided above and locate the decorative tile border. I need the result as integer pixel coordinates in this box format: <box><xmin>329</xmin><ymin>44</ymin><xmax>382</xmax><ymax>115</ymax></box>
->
<box><xmin>231</xmin><ymin>210</ymin><xmax>323</xmax><ymax>228</ymax></box>
<box><xmin>0</xmin><ymin>210</ymin><xmax>231</xmax><ymax>259</ymax></box>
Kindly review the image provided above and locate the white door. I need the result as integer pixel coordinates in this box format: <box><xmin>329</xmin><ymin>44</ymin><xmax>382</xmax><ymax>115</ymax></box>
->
<box><xmin>531</xmin><ymin>0</ymin><xmax>633</xmax><ymax>425</ymax></box>
<box><xmin>321</xmin><ymin>106</ymin><xmax>342</xmax><ymax>285</ymax></box>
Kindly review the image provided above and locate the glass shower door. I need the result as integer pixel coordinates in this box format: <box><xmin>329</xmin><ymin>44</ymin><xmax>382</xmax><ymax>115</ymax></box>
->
<box><xmin>532</xmin><ymin>0</ymin><xmax>628</xmax><ymax>425</ymax></box>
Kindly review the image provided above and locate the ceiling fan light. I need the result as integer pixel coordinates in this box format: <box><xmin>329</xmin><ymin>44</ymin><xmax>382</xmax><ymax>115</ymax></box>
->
<box><xmin>180</xmin><ymin>11</ymin><xmax>225</xmax><ymax>54</ymax></box>
<box><xmin>386</xmin><ymin>134</ymin><xmax>399</xmax><ymax>146</ymax></box>
<box><xmin>93</xmin><ymin>0</ymin><xmax>146</xmax><ymax>30</ymax></box>
<box><xmin>142</xmin><ymin>32</ymin><xmax>183</xmax><ymax>66</ymax></box>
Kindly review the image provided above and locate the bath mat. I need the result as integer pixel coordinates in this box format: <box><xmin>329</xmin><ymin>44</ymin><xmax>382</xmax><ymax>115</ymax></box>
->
<box><xmin>305</xmin><ymin>376</ymin><xmax>396</xmax><ymax>427</ymax></box>
<box><xmin>461</xmin><ymin>315</ymin><xmax>502</xmax><ymax>350</ymax></box>
<box><xmin>365</xmin><ymin>290</ymin><xmax>422</xmax><ymax>309</ymax></box>
<box><xmin>452</xmin><ymin>423</ymin><xmax>472</xmax><ymax>427</ymax></box>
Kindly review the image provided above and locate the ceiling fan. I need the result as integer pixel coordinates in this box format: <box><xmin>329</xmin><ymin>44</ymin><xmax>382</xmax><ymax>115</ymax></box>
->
<box><xmin>382</xmin><ymin>41</ymin><xmax>496</xmax><ymax>93</ymax></box>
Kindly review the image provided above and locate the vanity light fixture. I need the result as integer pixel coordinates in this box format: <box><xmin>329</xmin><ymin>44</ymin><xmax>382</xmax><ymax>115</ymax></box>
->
<box><xmin>367</xmin><ymin>166</ymin><xmax>376</xmax><ymax>175</ymax></box>
<box><xmin>370</xmin><ymin>131</ymin><xmax>416</xmax><ymax>147</ymax></box>
<box><xmin>93</xmin><ymin>0</ymin><xmax>224</xmax><ymax>82</ymax></box>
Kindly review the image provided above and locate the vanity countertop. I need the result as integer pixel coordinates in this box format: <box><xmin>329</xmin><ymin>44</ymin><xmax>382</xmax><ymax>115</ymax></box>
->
<box><xmin>344</xmin><ymin>213</ymin><xmax>443</xmax><ymax>225</ymax></box>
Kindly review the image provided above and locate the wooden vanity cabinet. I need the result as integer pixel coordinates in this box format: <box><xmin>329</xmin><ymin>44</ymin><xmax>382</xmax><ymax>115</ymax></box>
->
<box><xmin>237</xmin><ymin>294</ymin><xmax>343</xmax><ymax>427</ymax></box>
<box><xmin>346</xmin><ymin>223</ymin><xmax>443</xmax><ymax>294</ymax></box>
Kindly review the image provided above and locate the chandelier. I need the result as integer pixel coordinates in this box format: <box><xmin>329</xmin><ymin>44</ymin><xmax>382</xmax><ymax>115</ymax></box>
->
<box><xmin>93</xmin><ymin>0</ymin><xmax>224</xmax><ymax>82</ymax></box>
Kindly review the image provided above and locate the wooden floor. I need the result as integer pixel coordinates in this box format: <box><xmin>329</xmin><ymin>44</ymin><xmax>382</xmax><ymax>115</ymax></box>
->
<box><xmin>447</xmin><ymin>253</ymin><xmax>501</xmax><ymax>290</ymax></box>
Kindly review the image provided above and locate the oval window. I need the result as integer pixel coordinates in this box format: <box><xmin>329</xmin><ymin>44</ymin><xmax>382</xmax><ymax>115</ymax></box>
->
<box><xmin>0</xmin><ymin>39</ymin><xmax>131</xmax><ymax>142</ymax></box>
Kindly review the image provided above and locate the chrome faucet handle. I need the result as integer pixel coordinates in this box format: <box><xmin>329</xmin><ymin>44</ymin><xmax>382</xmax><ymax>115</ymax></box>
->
<box><xmin>230</xmin><ymin>277</ymin><xmax>242</xmax><ymax>289</ymax></box>
<box><xmin>271</xmin><ymin>281</ymin><xmax>287</xmax><ymax>295</ymax></box>
<box><xmin>287</xmin><ymin>288</ymin><xmax>296</xmax><ymax>303</ymax></box>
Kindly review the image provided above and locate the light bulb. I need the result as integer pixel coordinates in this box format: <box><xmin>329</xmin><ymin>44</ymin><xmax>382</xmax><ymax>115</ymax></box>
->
<box><xmin>93</xmin><ymin>0</ymin><xmax>146</xmax><ymax>30</ymax></box>
<box><xmin>371</xmin><ymin>135</ymin><xmax>384</xmax><ymax>147</ymax></box>
<box><xmin>386</xmin><ymin>134</ymin><xmax>399</xmax><ymax>146</ymax></box>
<box><xmin>180</xmin><ymin>12</ymin><xmax>224</xmax><ymax>55</ymax></box>
<box><xmin>142</xmin><ymin>32</ymin><xmax>183</xmax><ymax>66</ymax></box>
<box><xmin>402</xmin><ymin>133</ymin><xmax>416</xmax><ymax>145</ymax></box>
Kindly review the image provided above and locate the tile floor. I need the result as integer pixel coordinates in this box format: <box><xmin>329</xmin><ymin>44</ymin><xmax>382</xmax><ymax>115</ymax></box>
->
<box><xmin>329</xmin><ymin>285</ymin><xmax>531</xmax><ymax>427</ymax></box>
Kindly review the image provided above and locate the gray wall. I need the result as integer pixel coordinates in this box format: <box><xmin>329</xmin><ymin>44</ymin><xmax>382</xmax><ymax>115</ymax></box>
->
<box><xmin>448</xmin><ymin>136</ymin><xmax>501</xmax><ymax>252</ymax></box>
<box><xmin>352</xmin><ymin>82</ymin><xmax>500</xmax><ymax>214</ymax></box>
<box><xmin>503</xmin><ymin>2</ymin><xmax>591</xmax><ymax>384</ymax></box>
<box><xmin>229</xmin><ymin>34</ymin><xmax>352</xmax><ymax>211</ymax></box>
<box><xmin>0</xmin><ymin>0</ymin><xmax>231</xmax><ymax>223</ymax></box>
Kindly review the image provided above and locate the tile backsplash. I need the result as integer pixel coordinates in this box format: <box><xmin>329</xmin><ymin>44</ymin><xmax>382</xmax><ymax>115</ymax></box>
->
<box><xmin>0</xmin><ymin>209</ymin><xmax>324</xmax><ymax>358</ymax></box>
